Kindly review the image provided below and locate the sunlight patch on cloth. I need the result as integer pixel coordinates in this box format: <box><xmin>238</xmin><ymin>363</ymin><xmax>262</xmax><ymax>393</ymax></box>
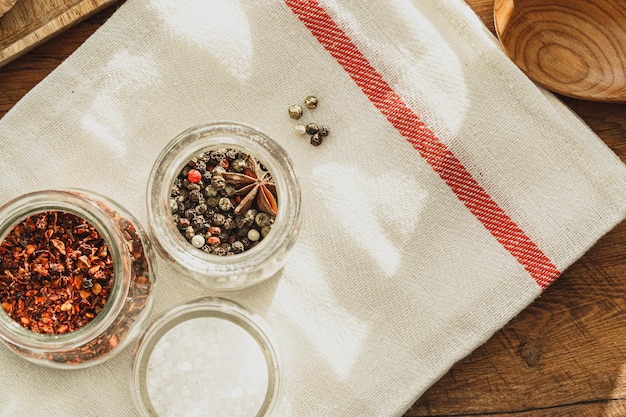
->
<box><xmin>328</xmin><ymin>0</ymin><xmax>470</xmax><ymax>136</ymax></box>
<box><xmin>311</xmin><ymin>163</ymin><xmax>427</xmax><ymax>276</ymax></box>
<box><xmin>278</xmin><ymin>247</ymin><xmax>370</xmax><ymax>379</ymax></box>
<box><xmin>81</xmin><ymin>50</ymin><xmax>160</xmax><ymax>156</ymax></box>
<box><xmin>150</xmin><ymin>0</ymin><xmax>253</xmax><ymax>80</ymax></box>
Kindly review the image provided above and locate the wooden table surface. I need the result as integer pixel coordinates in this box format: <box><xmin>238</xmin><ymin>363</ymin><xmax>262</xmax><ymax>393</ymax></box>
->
<box><xmin>1</xmin><ymin>1</ymin><xmax>626</xmax><ymax>416</ymax></box>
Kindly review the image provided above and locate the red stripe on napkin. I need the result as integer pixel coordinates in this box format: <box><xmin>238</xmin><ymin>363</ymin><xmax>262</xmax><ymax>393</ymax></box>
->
<box><xmin>286</xmin><ymin>0</ymin><xmax>560</xmax><ymax>289</ymax></box>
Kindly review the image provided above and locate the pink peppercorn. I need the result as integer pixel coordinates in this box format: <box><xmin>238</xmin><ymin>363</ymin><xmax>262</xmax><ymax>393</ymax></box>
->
<box><xmin>187</xmin><ymin>169</ymin><xmax>202</xmax><ymax>184</ymax></box>
<box><xmin>207</xmin><ymin>236</ymin><xmax>221</xmax><ymax>246</ymax></box>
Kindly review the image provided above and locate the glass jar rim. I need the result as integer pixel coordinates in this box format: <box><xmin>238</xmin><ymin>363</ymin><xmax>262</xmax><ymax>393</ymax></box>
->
<box><xmin>132</xmin><ymin>296</ymin><xmax>281</xmax><ymax>417</ymax></box>
<box><xmin>146</xmin><ymin>122</ymin><xmax>301</xmax><ymax>288</ymax></box>
<box><xmin>0</xmin><ymin>189</ymin><xmax>132</xmax><ymax>350</ymax></box>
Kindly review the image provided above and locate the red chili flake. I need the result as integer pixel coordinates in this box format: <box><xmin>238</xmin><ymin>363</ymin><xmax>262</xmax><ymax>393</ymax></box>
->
<box><xmin>50</xmin><ymin>239</ymin><xmax>66</xmax><ymax>255</ymax></box>
<box><xmin>109</xmin><ymin>335</ymin><xmax>118</xmax><ymax>348</ymax></box>
<box><xmin>187</xmin><ymin>169</ymin><xmax>202</xmax><ymax>183</ymax></box>
<box><xmin>0</xmin><ymin>211</ymin><xmax>114</xmax><ymax>335</ymax></box>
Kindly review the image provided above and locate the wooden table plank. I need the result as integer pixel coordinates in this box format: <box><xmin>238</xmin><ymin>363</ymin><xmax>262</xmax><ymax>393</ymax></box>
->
<box><xmin>0</xmin><ymin>0</ymin><xmax>119</xmax><ymax>67</ymax></box>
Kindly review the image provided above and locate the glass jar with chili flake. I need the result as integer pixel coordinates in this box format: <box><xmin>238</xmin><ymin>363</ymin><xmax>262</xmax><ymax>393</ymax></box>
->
<box><xmin>147</xmin><ymin>122</ymin><xmax>301</xmax><ymax>290</ymax></box>
<box><xmin>0</xmin><ymin>189</ymin><xmax>155</xmax><ymax>369</ymax></box>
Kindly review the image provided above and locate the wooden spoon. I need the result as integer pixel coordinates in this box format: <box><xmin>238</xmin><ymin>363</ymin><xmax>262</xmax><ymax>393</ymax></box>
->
<box><xmin>494</xmin><ymin>0</ymin><xmax>626</xmax><ymax>102</ymax></box>
<box><xmin>0</xmin><ymin>0</ymin><xmax>18</xmax><ymax>18</ymax></box>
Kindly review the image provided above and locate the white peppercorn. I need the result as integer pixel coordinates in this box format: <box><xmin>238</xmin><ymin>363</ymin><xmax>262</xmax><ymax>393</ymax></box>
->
<box><xmin>191</xmin><ymin>235</ymin><xmax>205</xmax><ymax>248</ymax></box>
<box><xmin>247</xmin><ymin>229</ymin><xmax>261</xmax><ymax>242</ymax></box>
<box><xmin>295</xmin><ymin>125</ymin><xmax>306</xmax><ymax>135</ymax></box>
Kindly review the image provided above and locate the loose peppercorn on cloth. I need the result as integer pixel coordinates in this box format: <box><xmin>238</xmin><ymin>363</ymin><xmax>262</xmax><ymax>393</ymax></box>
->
<box><xmin>1</xmin><ymin>0</ymin><xmax>626</xmax><ymax>416</ymax></box>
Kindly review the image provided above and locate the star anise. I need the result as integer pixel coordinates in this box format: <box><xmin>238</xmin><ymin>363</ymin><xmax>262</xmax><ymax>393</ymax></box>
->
<box><xmin>222</xmin><ymin>156</ymin><xmax>278</xmax><ymax>216</ymax></box>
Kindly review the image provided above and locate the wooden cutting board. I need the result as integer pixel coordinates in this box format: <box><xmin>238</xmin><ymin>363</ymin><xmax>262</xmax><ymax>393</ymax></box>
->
<box><xmin>0</xmin><ymin>0</ymin><xmax>119</xmax><ymax>67</ymax></box>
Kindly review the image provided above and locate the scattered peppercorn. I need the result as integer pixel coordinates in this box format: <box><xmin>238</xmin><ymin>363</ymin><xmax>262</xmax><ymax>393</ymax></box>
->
<box><xmin>305</xmin><ymin>123</ymin><xmax>319</xmax><ymax>135</ymax></box>
<box><xmin>304</xmin><ymin>95</ymin><xmax>318</xmax><ymax>109</ymax></box>
<box><xmin>288</xmin><ymin>105</ymin><xmax>303</xmax><ymax>119</ymax></box>
<box><xmin>310</xmin><ymin>133</ymin><xmax>323</xmax><ymax>146</ymax></box>
<box><xmin>288</xmin><ymin>95</ymin><xmax>330</xmax><ymax>146</ymax></box>
<box><xmin>294</xmin><ymin>125</ymin><xmax>306</xmax><ymax>135</ymax></box>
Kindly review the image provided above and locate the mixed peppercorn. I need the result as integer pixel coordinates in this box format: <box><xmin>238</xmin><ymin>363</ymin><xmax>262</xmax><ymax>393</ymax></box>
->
<box><xmin>170</xmin><ymin>149</ymin><xmax>278</xmax><ymax>256</ymax></box>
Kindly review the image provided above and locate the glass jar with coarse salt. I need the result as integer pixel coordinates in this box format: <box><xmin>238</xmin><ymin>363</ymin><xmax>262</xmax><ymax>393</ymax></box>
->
<box><xmin>146</xmin><ymin>122</ymin><xmax>301</xmax><ymax>290</ymax></box>
<box><xmin>0</xmin><ymin>189</ymin><xmax>156</xmax><ymax>369</ymax></box>
<box><xmin>131</xmin><ymin>296</ymin><xmax>282</xmax><ymax>417</ymax></box>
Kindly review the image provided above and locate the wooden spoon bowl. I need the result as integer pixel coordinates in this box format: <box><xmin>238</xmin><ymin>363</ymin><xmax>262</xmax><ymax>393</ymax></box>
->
<box><xmin>494</xmin><ymin>0</ymin><xmax>626</xmax><ymax>102</ymax></box>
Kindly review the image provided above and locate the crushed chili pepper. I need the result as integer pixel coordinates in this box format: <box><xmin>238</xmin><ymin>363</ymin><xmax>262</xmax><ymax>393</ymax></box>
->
<box><xmin>54</xmin><ymin>206</ymin><xmax>152</xmax><ymax>364</ymax></box>
<box><xmin>0</xmin><ymin>195</ymin><xmax>152</xmax><ymax>366</ymax></box>
<box><xmin>0</xmin><ymin>211</ymin><xmax>113</xmax><ymax>334</ymax></box>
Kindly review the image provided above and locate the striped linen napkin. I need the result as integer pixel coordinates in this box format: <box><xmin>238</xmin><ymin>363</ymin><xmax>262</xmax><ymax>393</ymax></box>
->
<box><xmin>1</xmin><ymin>0</ymin><xmax>625</xmax><ymax>415</ymax></box>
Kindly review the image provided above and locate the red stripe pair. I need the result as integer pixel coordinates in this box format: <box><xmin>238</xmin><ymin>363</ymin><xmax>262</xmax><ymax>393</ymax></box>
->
<box><xmin>286</xmin><ymin>0</ymin><xmax>560</xmax><ymax>289</ymax></box>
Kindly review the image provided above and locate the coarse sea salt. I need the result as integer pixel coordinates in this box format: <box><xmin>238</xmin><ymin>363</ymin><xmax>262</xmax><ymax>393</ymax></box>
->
<box><xmin>146</xmin><ymin>316</ymin><xmax>269</xmax><ymax>417</ymax></box>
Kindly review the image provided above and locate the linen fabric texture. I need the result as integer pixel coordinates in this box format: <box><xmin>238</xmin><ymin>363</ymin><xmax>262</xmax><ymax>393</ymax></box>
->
<box><xmin>1</xmin><ymin>0</ymin><xmax>625</xmax><ymax>416</ymax></box>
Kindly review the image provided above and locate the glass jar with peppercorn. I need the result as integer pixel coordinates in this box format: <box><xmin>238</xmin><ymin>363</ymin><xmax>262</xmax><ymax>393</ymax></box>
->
<box><xmin>0</xmin><ymin>189</ymin><xmax>156</xmax><ymax>369</ymax></box>
<box><xmin>146</xmin><ymin>122</ymin><xmax>301</xmax><ymax>290</ymax></box>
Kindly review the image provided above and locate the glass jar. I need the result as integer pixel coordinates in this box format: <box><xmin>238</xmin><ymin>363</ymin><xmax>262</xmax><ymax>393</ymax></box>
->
<box><xmin>146</xmin><ymin>122</ymin><xmax>301</xmax><ymax>290</ymax></box>
<box><xmin>0</xmin><ymin>189</ymin><xmax>156</xmax><ymax>369</ymax></box>
<box><xmin>131</xmin><ymin>296</ymin><xmax>281</xmax><ymax>417</ymax></box>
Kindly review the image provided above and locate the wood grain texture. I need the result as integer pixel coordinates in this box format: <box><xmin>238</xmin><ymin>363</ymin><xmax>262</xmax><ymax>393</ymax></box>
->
<box><xmin>0</xmin><ymin>0</ymin><xmax>119</xmax><ymax>67</ymax></box>
<box><xmin>0</xmin><ymin>2</ymin><xmax>625</xmax><ymax>417</ymax></box>
<box><xmin>495</xmin><ymin>0</ymin><xmax>626</xmax><ymax>102</ymax></box>
<box><xmin>0</xmin><ymin>0</ymin><xmax>18</xmax><ymax>18</ymax></box>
